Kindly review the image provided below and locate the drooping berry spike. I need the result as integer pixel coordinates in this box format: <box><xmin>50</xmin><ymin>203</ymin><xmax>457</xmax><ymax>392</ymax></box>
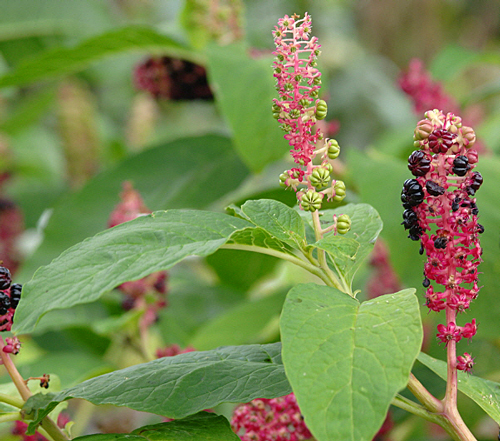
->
<box><xmin>401</xmin><ymin>109</ymin><xmax>482</xmax><ymax>372</ymax></box>
<box><xmin>273</xmin><ymin>13</ymin><xmax>349</xmax><ymax>228</ymax></box>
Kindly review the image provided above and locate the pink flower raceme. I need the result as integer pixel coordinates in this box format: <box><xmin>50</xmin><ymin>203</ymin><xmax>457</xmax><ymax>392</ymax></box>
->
<box><xmin>273</xmin><ymin>14</ymin><xmax>347</xmax><ymax>215</ymax></box>
<box><xmin>108</xmin><ymin>182</ymin><xmax>168</xmax><ymax>312</ymax></box>
<box><xmin>401</xmin><ymin>109</ymin><xmax>482</xmax><ymax>372</ymax></box>
<box><xmin>398</xmin><ymin>59</ymin><xmax>460</xmax><ymax>115</ymax></box>
<box><xmin>231</xmin><ymin>393</ymin><xmax>312</xmax><ymax>441</ymax></box>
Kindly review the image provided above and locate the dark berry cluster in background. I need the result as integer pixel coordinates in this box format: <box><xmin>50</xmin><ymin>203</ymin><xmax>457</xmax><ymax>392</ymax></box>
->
<box><xmin>0</xmin><ymin>266</ymin><xmax>21</xmax><ymax>331</ymax></box>
<box><xmin>134</xmin><ymin>56</ymin><xmax>214</xmax><ymax>101</ymax></box>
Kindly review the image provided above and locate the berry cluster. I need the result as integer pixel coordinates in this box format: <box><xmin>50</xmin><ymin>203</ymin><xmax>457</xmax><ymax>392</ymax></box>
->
<box><xmin>231</xmin><ymin>393</ymin><xmax>312</xmax><ymax>441</ymax></box>
<box><xmin>0</xmin><ymin>266</ymin><xmax>22</xmax><ymax>332</ymax></box>
<box><xmin>108</xmin><ymin>182</ymin><xmax>168</xmax><ymax>313</ymax></box>
<box><xmin>272</xmin><ymin>14</ymin><xmax>348</xmax><ymax>223</ymax></box>
<box><xmin>134</xmin><ymin>56</ymin><xmax>213</xmax><ymax>101</ymax></box>
<box><xmin>401</xmin><ymin>109</ymin><xmax>482</xmax><ymax>372</ymax></box>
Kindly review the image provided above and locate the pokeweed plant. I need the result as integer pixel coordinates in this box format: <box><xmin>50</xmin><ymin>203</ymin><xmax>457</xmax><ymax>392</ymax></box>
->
<box><xmin>0</xmin><ymin>11</ymin><xmax>498</xmax><ymax>441</ymax></box>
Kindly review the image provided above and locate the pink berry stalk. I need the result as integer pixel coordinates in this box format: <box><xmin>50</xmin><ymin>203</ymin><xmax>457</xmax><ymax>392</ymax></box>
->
<box><xmin>272</xmin><ymin>14</ymin><xmax>347</xmax><ymax>216</ymax></box>
<box><xmin>231</xmin><ymin>393</ymin><xmax>312</xmax><ymax>441</ymax></box>
<box><xmin>401</xmin><ymin>110</ymin><xmax>482</xmax><ymax>437</ymax></box>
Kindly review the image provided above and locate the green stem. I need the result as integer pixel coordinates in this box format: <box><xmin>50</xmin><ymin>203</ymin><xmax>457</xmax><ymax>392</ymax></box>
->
<box><xmin>407</xmin><ymin>373</ymin><xmax>443</xmax><ymax>413</ymax></box>
<box><xmin>0</xmin><ymin>392</ymin><xmax>24</xmax><ymax>408</ymax></box>
<box><xmin>220</xmin><ymin>244</ymin><xmax>334</xmax><ymax>287</ymax></box>
<box><xmin>0</xmin><ymin>411</ymin><xmax>21</xmax><ymax>423</ymax></box>
<box><xmin>392</xmin><ymin>395</ymin><xmax>461</xmax><ymax>441</ymax></box>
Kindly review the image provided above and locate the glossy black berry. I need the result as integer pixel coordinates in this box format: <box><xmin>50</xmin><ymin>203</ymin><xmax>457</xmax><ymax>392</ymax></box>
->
<box><xmin>408</xmin><ymin>224</ymin><xmax>423</xmax><ymax>241</ymax></box>
<box><xmin>428</xmin><ymin>129</ymin><xmax>456</xmax><ymax>153</ymax></box>
<box><xmin>408</xmin><ymin>150</ymin><xmax>431</xmax><ymax>176</ymax></box>
<box><xmin>401</xmin><ymin>179</ymin><xmax>424</xmax><ymax>207</ymax></box>
<box><xmin>452</xmin><ymin>155</ymin><xmax>469</xmax><ymax>176</ymax></box>
<box><xmin>425</xmin><ymin>180</ymin><xmax>445</xmax><ymax>196</ymax></box>
<box><xmin>434</xmin><ymin>237</ymin><xmax>448</xmax><ymax>249</ymax></box>
<box><xmin>422</xmin><ymin>277</ymin><xmax>430</xmax><ymax>288</ymax></box>
<box><xmin>402</xmin><ymin>209</ymin><xmax>418</xmax><ymax>229</ymax></box>
<box><xmin>0</xmin><ymin>292</ymin><xmax>11</xmax><ymax>315</ymax></box>
<box><xmin>452</xmin><ymin>196</ymin><xmax>460</xmax><ymax>212</ymax></box>
<box><xmin>477</xmin><ymin>224</ymin><xmax>485</xmax><ymax>234</ymax></box>
<box><xmin>419</xmin><ymin>244</ymin><xmax>424</xmax><ymax>255</ymax></box>
<box><xmin>470</xmin><ymin>172</ymin><xmax>483</xmax><ymax>191</ymax></box>
<box><xmin>0</xmin><ymin>267</ymin><xmax>11</xmax><ymax>291</ymax></box>
<box><xmin>9</xmin><ymin>284</ymin><xmax>22</xmax><ymax>309</ymax></box>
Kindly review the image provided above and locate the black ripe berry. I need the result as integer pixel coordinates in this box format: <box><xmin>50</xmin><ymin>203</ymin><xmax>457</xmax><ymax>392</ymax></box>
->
<box><xmin>408</xmin><ymin>224</ymin><xmax>423</xmax><ymax>241</ymax></box>
<box><xmin>419</xmin><ymin>244</ymin><xmax>424</xmax><ymax>255</ymax></box>
<box><xmin>452</xmin><ymin>155</ymin><xmax>469</xmax><ymax>176</ymax></box>
<box><xmin>402</xmin><ymin>209</ymin><xmax>418</xmax><ymax>230</ymax></box>
<box><xmin>408</xmin><ymin>150</ymin><xmax>431</xmax><ymax>176</ymax></box>
<box><xmin>401</xmin><ymin>179</ymin><xmax>424</xmax><ymax>207</ymax></box>
<box><xmin>0</xmin><ymin>292</ymin><xmax>11</xmax><ymax>315</ymax></box>
<box><xmin>434</xmin><ymin>237</ymin><xmax>448</xmax><ymax>249</ymax></box>
<box><xmin>423</xmin><ymin>277</ymin><xmax>430</xmax><ymax>288</ymax></box>
<box><xmin>452</xmin><ymin>196</ymin><xmax>460</xmax><ymax>212</ymax></box>
<box><xmin>477</xmin><ymin>224</ymin><xmax>485</xmax><ymax>234</ymax></box>
<box><xmin>470</xmin><ymin>172</ymin><xmax>483</xmax><ymax>191</ymax></box>
<box><xmin>9</xmin><ymin>284</ymin><xmax>22</xmax><ymax>309</ymax></box>
<box><xmin>425</xmin><ymin>180</ymin><xmax>445</xmax><ymax>196</ymax></box>
<box><xmin>0</xmin><ymin>267</ymin><xmax>11</xmax><ymax>290</ymax></box>
<box><xmin>428</xmin><ymin>129</ymin><xmax>455</xmax><ymax>153</ymax></box>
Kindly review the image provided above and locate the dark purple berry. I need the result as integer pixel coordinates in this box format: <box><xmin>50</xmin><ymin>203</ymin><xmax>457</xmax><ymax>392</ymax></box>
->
<box><xmin>402</xmin><ymin>209</ymin><xmax>418</xmax><ymax>229</ymax></box>
<box><xmin>9</xmin><ymin>284</ymin><xmax>21</xmax><ymax>309</ymax></box>
<box><xmin>452</xmin><ymin>155</ymin><xmax>469</xmax><ymax>176</ymax></box>
<box><xmin>466</xmin><ymin>186</ymin><xmax>476</xmax><ymax>196</ymax></box>
<box><xmin>425</xmin><ymin>180</ymin><xmax>445</xmax><ymax>196</ymax></box>
<box><xmin>434</xmin><ymin>237</ymin><xmax>448</xmax><ymax>249</ymax></box>
<box><xmin>419</xmin><ymin>244</ymin><xmax>424</xmax><ymax>255</ymax></box>
<box><xmin>423</xmin><ymin>277</ymin><xmax>430</xmax><ymax>288</ymax></box>
<box><xmin>428</xmin><ymin>129</ymin><xmax>456</xmax><ymax>153</ymax></box>
<box><xmin>470</xmin><ymin>172</ymin><xmax>483</xmax><ymax>191</ymax></box>
<box><xmin>0</xmin><ymin>267</ymin><xmax>11</xmax><ymax>291</ymax></box>
<box><xmin>452</xmin><ymin>196</ymin><xmax>460</xmax><ymax>212</ymax></box>
<box><xmin>402</xmin><ymin>179</ymin><xmax>424</xmax><ymax>207</ymax></box>
<box><xmin>477</xmin><ymin>224</ymin><xmax>484</xmax><ymax>234</ymax></box>
<box><xmin>0</xmin><ymin>292</ymin><xmax>11</xmax><ymax>315</ymax></box>
<box><xmin>408</xmin><ymin>224</ymin><xmax>423</xmax><ymax>241</ymax></box>
<box><xmin>408</xmin><ymin>150</ymin><xmax>431</xmax><ymax>176</ymax></box>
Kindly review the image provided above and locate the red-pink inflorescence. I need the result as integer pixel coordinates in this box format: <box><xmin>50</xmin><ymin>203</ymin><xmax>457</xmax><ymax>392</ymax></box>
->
<box><xmin>231</xmin><ymin>393</ymin><xmax>312</xmax><ymax>441</ymax></box>
<box><xmin>273</xmin><ymin>14</ymin><xmax>346</xmax><ymax>213</ymax></box>
<box><xmin>398</xmin><ymin>59</ymin><xmax>460</xmax><ymax>116</ymax></box>
<box><xmin>108</xmin><ymin>182</ymin><xmax>168</xmax><ymax>312</ymax></box>
<box><xmin>401</xmin><ymin>109</ymin><xmax>482</xmax><ymax>373</ymax></box>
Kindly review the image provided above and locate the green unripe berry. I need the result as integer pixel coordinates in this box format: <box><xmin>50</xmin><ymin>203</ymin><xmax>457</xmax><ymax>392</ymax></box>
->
<box><xmin>309</xmin><ymin>167</ymin><xmax>330</xmax><ymax>189</ymax></box>
<box><xmin>327</xmin><ymin>139</ymin><xmax>340</xmax><ymax>159</ymax></box>
<box><xmin>316</xmin><ymin>100</ymin><xmax>328</xmax><ymax>120</ymax></box>
<box><xmin>300</xmin><ymin>190</ymin><xmax>322</xmax><ymax>212</ymax></box>
<box><xmin>333</xmin><ymin>180</ymin><xmax>346</xmax><ymax>202</ymax></box>
<box><xmin>313</xmin><ymin>77</ymin><xmax>322</xmax><ymax>85</ymax></box>
<box><xmin>324</xmin><ymin>162</ymin><xmax>333</xmax><ymax>173</ymax></box>
<box><xmin>309</xmin><ymin>90</ymin><xmax>319</xmax><ymax>98</ymax></box>
<box><xmin>337</xmin><ymin>214</ymin><xmax>351</xmax><ymax>235</ymax></box>
<box><xmin>298</xmin><ymin>98</ymin><xmax>310</xmax><ymax>108</ymax></box>
<box><xmin>289</xmin><ymin>108</ymin><xmax>300</xmax><ymax>118</ymax></box>
<box><xmin>279</xmin><ymin>172</ymin><xmax>289</xmax><ymax>188</ymax></box>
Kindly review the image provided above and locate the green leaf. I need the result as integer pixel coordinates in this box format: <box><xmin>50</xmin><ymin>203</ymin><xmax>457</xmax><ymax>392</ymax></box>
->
<box><xmin>18</xmin><ymin>134</ymin><xmax>249</xmax><ymax>283</ymax></box>
<box><xmin>0</xmin><ymin>26</ymin><xmax>193</xmax><ymax>88</ymax></box>
<box><xmin>417</xmin><ymin>352</ymin><xmax>500</xmax><ymax>424</ymax></box>
<box><xmin>23</xmin><ymin>343</ymin><xmax>291</xmax><ymax>427</ymax></box>
<box><xmin>74</xmin><ymin>413</ymin><xmax>239</xmax><ymax>441</ymax></box>
<box><xmin>189</xmin><ymin>290</ymin><xmax>287</xmax><ymax>350</ymax></box>
<box><xmin>281</xmin><ymin>284</ymin><xmax>422</xmax><ymax>441</ymax></box>
<box><xmin>206</xmin><ymin>43</ymin><xmax>289</xmax><ymax>172</ymax></box>
<box><xmin>14</xmin><ymin>211</ymin><xmax>251</xmax><ymax>334</ymax></box>
<box><xmin>240</xmin><ymin>199</ymin><xmax>306</xmax><ymax>249</ymax></box>
<box><xmin>314</xmin><ymin>203</ymin><xmax>383</xmax><ymax>289</ymax></box>
<box><xmin>226</xmin><ymin>227</ymin><xmax>296</xmax><ymax>256</ymax></box>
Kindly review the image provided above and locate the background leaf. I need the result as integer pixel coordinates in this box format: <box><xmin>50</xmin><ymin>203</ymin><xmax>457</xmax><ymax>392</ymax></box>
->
<box><xmin>0</xmin><ymin>26</ymin><xmax>193</xmax><ymax>88</ymax></box>
<box><xmin>281</xmin><ymin>284</ymin><xmax>422</xmax><ymax>441</ymax></box>
<box><xmin>23</xmin><ymin>343</ymin><xmax>291</xmax><ymax>426</ymax></box>
<box><xmin>418</xmin><ymin>352</ymin><xmax>500</xmax><ymax>424</ymax></box>
<box><xmin>206</xmin><ymin>43</ymin><xmax>289</xmax><ymax>172</ymax></box>
<box><xmin>74</xmin><ymin>413</ymin><xmax>239</xmax><ymax>441</ymax></box>
<box><xmin>18</xmin><ymin>134</ymin><xmax>249</xmax><ymax>282</ymax></box>
<box><xmin>14</xmin><ymin>210</ymin><xmax>251</xmax><ymax>334</ymax></box>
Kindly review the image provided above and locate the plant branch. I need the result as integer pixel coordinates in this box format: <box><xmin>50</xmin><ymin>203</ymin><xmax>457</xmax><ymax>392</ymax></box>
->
<box><xmin>407</xmin><ymin>373</ymin><xmax>443</xmax><ymax>413</ymax></box>
<box><xmin>0</xmin><ymin>392</ymin><xmax>24</xmax><ymax>408</ymax></box>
